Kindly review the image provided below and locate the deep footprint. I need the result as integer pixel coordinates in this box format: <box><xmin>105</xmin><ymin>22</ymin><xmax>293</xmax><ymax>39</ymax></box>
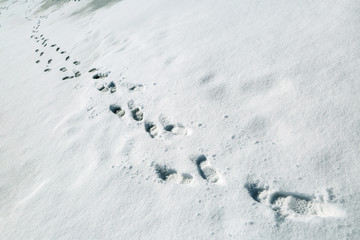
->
<box><xmin>128</xmin><ymin>100</ymin><xmax>143</xmax><ymax>121</ymax></box>
<box><xmin>109</xmin><ymin>104</ymin><xmax>125</xmax><ymax>117</ymax></box>
<box><xmin>193</xmin><ymin>155</ymin><xmax>219</xmax><ymax>183</ymax></box>
<box><xmin>108</xmin><ymin>81</ymin><xmax>116</xmax><ymax>93</ymax></box>
<box><xmin>145</xmin><ymin>121</ymin><xmax>158</xmax><ymax>138</ymax></box>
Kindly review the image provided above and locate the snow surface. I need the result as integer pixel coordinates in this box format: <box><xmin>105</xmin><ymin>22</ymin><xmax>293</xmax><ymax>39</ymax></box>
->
<box><xmin>1</xmin><ymin>0</ymin><xmax>360</xmax><ymax>239</ymax></box>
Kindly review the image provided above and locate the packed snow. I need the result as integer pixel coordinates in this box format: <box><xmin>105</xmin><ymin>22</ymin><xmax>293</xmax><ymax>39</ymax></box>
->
<box><xmin>1</xmin><ymin>0</ymin><xmax>359</xmax><ymax>239</ymax></box>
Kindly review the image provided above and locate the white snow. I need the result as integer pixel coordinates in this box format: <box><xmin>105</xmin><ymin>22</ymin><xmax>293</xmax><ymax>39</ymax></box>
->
<box><xmin>1</xmin><ymin>0</ymin><xmax>359</xmax><ymax>239</ymax></box>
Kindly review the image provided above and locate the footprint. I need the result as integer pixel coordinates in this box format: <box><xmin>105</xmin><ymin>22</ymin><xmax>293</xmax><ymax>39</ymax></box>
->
<box><xmin>73</xmin><ymin>61</ymin><xmax>80</xmax><ymax>65</ymax></box>
<box><xmin>60</xmin><ymin>51</ymin><xmax>66</xmax><ymax>54</ymax></box>
<box><xmin>92</xmin><ymin>71</ymin><xmax>111</xmax><ymax>79</ymax></box>
<box><xmin>62</xmin><ymin>76</ymin><xmax>70</xmax><ymax>80</ymax></box>
<box><xmin>35</xmin><ymin>49</ymin><xmax>39</xmax><ymax>52</ymax></box>
<box><xmin>131</xmin><ymin>108</ymin><xmax>143</xmax><ymax>121</ymax></box>
<box><xmin>89</xmin><ymin>68</ymin><xmax>97</xmax><ymax>73</ymax></box>
<box><xmin>65</xmin><ymin>56</ymin><xmax>70</xmax><ymax>61</ymax></box>
<box><xmin>50</xmin><ymin>44</ymin><xmax>56</xmax><ymax>47</ymax></box>
<box><xmin>48</xmin><ymin>59</ymin><xmax>52</xmax><ymax>64</ymax></box>
<box><xmin>60</xmin><ymin>67</ymin><xmax>67</xmax><ymax>72</ymax></box>
<box><xmin>75</xmin><ymin>71</ymin><xmax>81</xmax><ymax>77</ymax></box>
<box><xmin>97</xmin><ymin>84</ymin><xmax>108</xmax><ymax>92</ymax></box>
<box><xmin>109</xmin><ymin>104</ymin><xmax>125</xmax><ymax>117</ymax></box>
<box><xmin>144</xmin><ymin>121</ymin><xmax>158</xmax><ymax>138</ymax></box>
<box><xmin>56</xmin><ymin>47</ymin><xmax>60</xmax><ymax>51</ymax></box>
<box><xmin>121</xmin><ymin>82</ymin><xmax>145</xmax><ymax>91</ymax></box>
<box><xmin>40</xmin><ymin>52</ymin><xmax>44</xmax><ymax>56</ymax></box>
<box><xmin>44</xmin><ymin>68</ymin><xmax>51</xmax><ymax>72</ymax></box>
<box><xmin>36</xmin><ymin>60</ymin><xmax>40</xmax><ymax>64</ymax></box>
<box><xmin>108</xmin><ymin>81</ymin><xmax>116</xmax><ymax>93</ymax></box>
<box><xmin>154</xmin><ymin>164</ymin><xmax>193</xmax><ymax>184</ymax></box>
<box><xmin>159</xmin><ymin>114</ymin><xmax>189</xmax><ymax>135</ymax></box>
<box><xmin>128</xmin><ymin>100</ymin><xmax>143</xmax><ymax>121</ymax></box>
<box><xmin>192</xmin><ymin>155</ymin><xmax>219</xmax><ymax>183</ymax></box>
<box><xmin>244</xmin><ymin>182</ymin><xmax>344</xmax><ymax>221</ymax></box>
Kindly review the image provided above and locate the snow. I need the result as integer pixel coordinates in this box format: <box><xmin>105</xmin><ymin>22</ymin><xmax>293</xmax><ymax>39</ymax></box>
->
<box><xmin>1</xmin><ymin>0</ymin><xmax>359</xmax><ymax>239</ymax></box>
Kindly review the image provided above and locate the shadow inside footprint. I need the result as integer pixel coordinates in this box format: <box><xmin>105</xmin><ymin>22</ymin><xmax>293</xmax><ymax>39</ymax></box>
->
<box><xmin>195</xmin><ymin>155</ymin><xmax>208</xmax><ymax>180</ymax></box>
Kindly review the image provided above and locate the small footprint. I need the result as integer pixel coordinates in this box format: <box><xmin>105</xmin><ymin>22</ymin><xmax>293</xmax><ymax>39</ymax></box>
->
<box><xmin>65</xmin><ymin>56</ymin><xmax>70</xmax><ymax>61</ymax></box>
<box><xmin>40</xmin><ymin>52</ymin><xmax>44</xmax><ymax>56</ymax></box>
<box><xmin>109</xmin><ymin>104</ymin><xmax>125</xmax><ymax>117</ymax></box>
<box><xmin>44</xmin><ymin>68</ymin><xmax>51</xmax><ymax>72</ymax></box>
<box><xmin>36</xmin><ymin>60</ymin><xmax>40</xmax><ymax>64</ymax></box>
<box><xmin>60</xmin><ymin>51</ymin><xmax>66</xmax><ymax>54</ymax></box>
<box><xmin>62</xmin><ymin>76</ymin><xmax>70</xmax><ymax>80</ymax></box>
<box><xmin>75</xmin><ymin>71</ymin><xmax>81</xmax><ymax>77</ymax></box>
<box><xmin>56</xmin><ymin>47</ymin><xmax>60</xmax><ymax>51</ymax></box>
<box><xmin>60</xmin><ymin>67</ymin><xmax>67</xmax><ymax>72</ymax></box>
<box><xmin>48</xmin><ymin>59</ymin><xmax>52</xmax><ymax>64</ymax></box>
<box><xmin>88</xmin><ymin>68</ymin><xmax>97</xmax><ymax>73</ymax></box>
<box><xmin>73</xmin><ymin>61</ymin><xmax>80</xmax><ymax>65</ymax></box>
